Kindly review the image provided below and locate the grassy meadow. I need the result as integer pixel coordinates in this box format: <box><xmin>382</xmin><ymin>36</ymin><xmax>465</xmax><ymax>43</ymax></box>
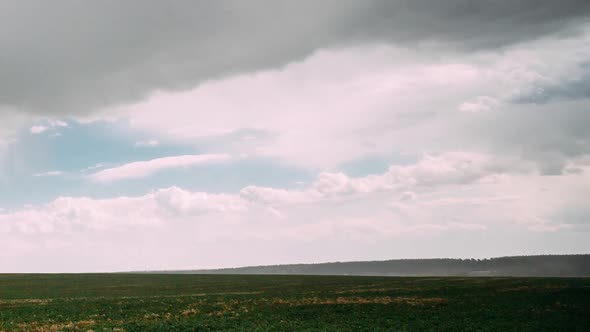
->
<box><xmin>1</xmin><ymin>274</ymin><xmax>589</xmax><ymax>331</ymax></box>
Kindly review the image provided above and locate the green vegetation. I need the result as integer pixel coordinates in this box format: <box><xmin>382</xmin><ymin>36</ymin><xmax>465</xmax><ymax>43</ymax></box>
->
<box><xmin>1</xmin><ymin>274</ymin><xmax>589</xmax><ymax>331</ymax></box>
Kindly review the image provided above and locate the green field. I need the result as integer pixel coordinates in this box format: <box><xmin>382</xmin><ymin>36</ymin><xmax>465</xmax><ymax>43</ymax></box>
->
<box><xmin>1</xmin><ymin>274</ymin><xmax>589</xmax><ymax>331</ymax></box>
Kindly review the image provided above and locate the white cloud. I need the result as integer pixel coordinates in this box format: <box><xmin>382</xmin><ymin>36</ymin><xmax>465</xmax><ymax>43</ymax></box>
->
<box><xmin>48</xmin><ymin>120</ymin><xmax>68</xmax><ymax>127</ymax></box>
<box><xmin>135</xmin><ymin>139</ymin><xmax>160</xmax><ymax>147</ymax></box>
<box><xmin>385</xmin><ymin>152</ymin><xmax>535</xmax><ymax>187</ymax></box>
<box><xmin>1</xmin><ymin>4</ymin><xmax>589</xmax><ymax>273</ymax></box>
<box><xmin>80</xmin><ymin>163</ymin><xmax>105</xmax><ymax>173</ymax></box>
<box><xmin>0</xmin><ymin>186</ymin><xmax>246</xmax><ymax>234</ymax></box>
<box><xmin>240</xmin><ymin>154</ymin><xmax>589</xmax><ymax>234</ymax></box>
<box><xmin>33</xmin><ymin>171</ymin><xmax>64</xmax><ymax>177</ymax></box>
<box><xmin>1</xmin><ymin>159</ymin><xmax>589</xmax><ymax>272</ymax></box>
<box><xmin>29</xmin><ymin>119</ymin><xmax>69</xmax><ymax>135</ymax></box>
<box><xmin>9</xmin><ymin>152</ymin><xmax>535</xmax><ymax>234</ymax></box>
<box><xmin>30</xmin><ymin>125</ymin><xmax>48</xmax><ymax>134</ymax></box>
<box><xmin>240</xmin><ymin>186</ymin><xmax>319</xmax><ymax>205</ymax></box>
<box><xmin>237</xmin><ymin>152</ymin><xmax>535</xmax><ymax>215</ymax></box>
<box><xmin>87</xmin><ymin>27</ymin><xmax>590</xmax><ymax>172</ymax></box>
<box><xmin>155</xmin><ymin>186</ymin><xmax>248</xmax><ymax>215</ymax></box>
<box><xmin>90</xmin><ymin>154</ymin><xmax>232</xmax><ymax>182</ymax></box>
<box><xmin>98</xmin><ymin>46</ymin><xmax>484</xmax><ymax>169</ymax></box>
<box><xmin>459</xmin><ymin>96</ymin><xmax>499</xmax><ymax>112</ymax></box>
<box><xmin>0</xmin><ymin>137</ymin><xmax>17</xmax><ymax>149</ymax></box>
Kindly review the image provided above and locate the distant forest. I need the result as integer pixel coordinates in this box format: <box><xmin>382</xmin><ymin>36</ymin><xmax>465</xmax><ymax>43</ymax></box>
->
<box><xmin>169</xmin><ymin>255</ymin><xmax>590</xmax><ymax>277</ymax></box>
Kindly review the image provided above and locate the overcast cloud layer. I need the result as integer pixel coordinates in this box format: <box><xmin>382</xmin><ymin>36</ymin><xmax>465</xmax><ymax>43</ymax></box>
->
<box><xmin>2</xmin><ymin>0</ymin><xmax>590</xmax><ymax>115</ymax></box>
<box><xmin>1</xmin><ymin>1</ymin><xmax>589</xmax><ymax>272</ymax></box>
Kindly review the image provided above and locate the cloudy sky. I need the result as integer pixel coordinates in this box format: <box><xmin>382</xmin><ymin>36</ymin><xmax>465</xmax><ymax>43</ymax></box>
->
<box><xmin>1</xmin><ymin>1</ymin><xmax>590</xmax><ymax>272</ymax></box>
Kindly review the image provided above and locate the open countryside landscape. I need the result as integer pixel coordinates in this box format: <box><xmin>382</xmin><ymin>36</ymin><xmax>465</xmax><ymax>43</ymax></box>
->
<box><xmin>2</xmin><ymin>256</ymin><xmax>590</xmax><ymax>331</ymax></box>
<box><xmin>2</xmin><ymin>274</ymin><xmax>590</xmax><ymax>331</ymax></box>
<box><xmin>3</xmin><ymin>1</ymin><xmax>590</xmax><ymax>330</ymax></box>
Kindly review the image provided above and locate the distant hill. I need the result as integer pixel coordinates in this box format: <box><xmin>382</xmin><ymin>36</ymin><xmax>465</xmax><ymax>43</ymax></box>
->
<box><xmin>157</xmin><ymin>255</ymin><xmax>590</xmax><ymax>277</ymax></box>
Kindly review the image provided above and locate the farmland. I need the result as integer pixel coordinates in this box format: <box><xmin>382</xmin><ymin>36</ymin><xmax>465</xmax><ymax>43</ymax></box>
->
<box><xmin>1</xmin><ymin>274</ymin><xmax>589</xmax><ymax>331</ymax></box>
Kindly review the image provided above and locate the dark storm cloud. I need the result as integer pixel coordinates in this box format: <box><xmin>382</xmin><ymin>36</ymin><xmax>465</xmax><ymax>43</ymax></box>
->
<box><xmin>511</xmin><ymin>64</ymin><xmax>590</xmax><ymax>104</ymax></box>
<box><xmin>1</xmin><ymin>0</ymin><xmax>590</xmax><ymax>115</ymax></box>
<box><xmin>467</xmin><ymin>102</ymin><xmax>590</xmax><ymax>175</ymax></box>
<box><xmin>550</xmin><ymin>198</ymin><xmax>590</xmax><ymax>230</ymax></box>
<box><xmin>490</xmin><ymin>61</ymin><xmax>590</xmax><ymax>174</ymax></box>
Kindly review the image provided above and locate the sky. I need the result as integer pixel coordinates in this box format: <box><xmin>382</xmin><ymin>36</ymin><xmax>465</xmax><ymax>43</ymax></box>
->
<box><xmin>1</xmin><ymin>1</ymin><xmax>590</xmax><ymax>272</ymax></box>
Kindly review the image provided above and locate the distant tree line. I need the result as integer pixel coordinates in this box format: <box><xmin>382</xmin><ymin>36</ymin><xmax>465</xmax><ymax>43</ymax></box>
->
<box><xmin>179</xmin><ymin>255</ymin><xmax>590</xmax><ymax>277</ymax></box>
